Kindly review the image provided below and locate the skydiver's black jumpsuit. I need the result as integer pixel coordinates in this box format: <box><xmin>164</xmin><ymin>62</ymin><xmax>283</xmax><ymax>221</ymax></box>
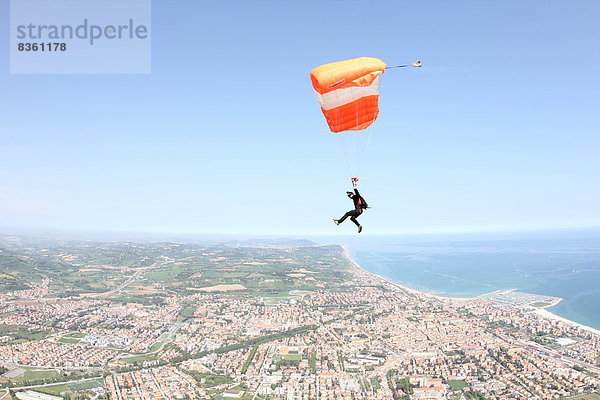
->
<box><xmin>338</xmin><ymin>188</ymin><xmax>366</xmax><ymax>227</ymax></box>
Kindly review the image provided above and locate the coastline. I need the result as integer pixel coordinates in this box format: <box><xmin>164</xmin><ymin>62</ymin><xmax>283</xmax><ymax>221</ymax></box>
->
<box><xmin>341</xmin><ymin>245</ymin><xmax>425</xmax><ymax>298</ymax></box>
<box><xmin>340</xmin><ymin>245</ymin><xmax>600</xmax><ymax>337</ymax></box>
<box><xmin>534</xmin><ymin>308</ymin><xmax>600</xmax><ymax>336</ymax></box>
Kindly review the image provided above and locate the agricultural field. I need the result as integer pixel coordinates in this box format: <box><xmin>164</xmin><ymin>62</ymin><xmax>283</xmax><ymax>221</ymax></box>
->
<box><xmin>0</xmin><ymin>237</ymin><xmax>351</xmax><ymax>301</ymax></box>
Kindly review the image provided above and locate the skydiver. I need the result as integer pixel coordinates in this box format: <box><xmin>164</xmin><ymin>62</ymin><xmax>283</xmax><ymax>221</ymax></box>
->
<box><xmin>333</xmin><ymin>178</ymin><xmax>368</xmax><ymax>233</ymax></box>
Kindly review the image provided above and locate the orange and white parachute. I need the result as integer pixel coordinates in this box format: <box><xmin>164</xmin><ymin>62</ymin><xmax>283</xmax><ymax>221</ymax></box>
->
<box><xmin>310</xmin><ymin>57</ymin><xmax>387</xmax><ymax>133</ymax></box>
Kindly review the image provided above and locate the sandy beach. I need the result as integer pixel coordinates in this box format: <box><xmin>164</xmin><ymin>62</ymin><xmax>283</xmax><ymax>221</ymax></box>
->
<box><xmin>340</xmin><ymin>245</ymin><xmax>600</xmax><ymax>337</ymax></box>
<box><xmin>534</xmin><ymin>308</ymin><xmax>600</xmax><ymax>336</ymax></box>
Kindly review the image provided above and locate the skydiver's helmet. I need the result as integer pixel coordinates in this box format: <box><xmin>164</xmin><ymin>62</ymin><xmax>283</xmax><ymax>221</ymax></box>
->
<box><xmin>346</xmin><ymin>191</ymin><xmax>354</xmax><ymax>198</ymax></box>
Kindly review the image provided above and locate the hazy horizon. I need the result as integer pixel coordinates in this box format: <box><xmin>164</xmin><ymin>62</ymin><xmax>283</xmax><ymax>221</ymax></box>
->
<box><xmin>2</xmin><ymin>224</ymin><xmax>600</xmax><ymax>245</ymax></box>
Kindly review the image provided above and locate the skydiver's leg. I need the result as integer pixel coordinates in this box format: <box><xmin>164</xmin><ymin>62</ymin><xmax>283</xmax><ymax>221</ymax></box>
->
<box><xmin>337</xmin><ymin>210</ymin><xmax>354</xmax><ymax>224</ymax></box>
<box><xmin>350</xmin><ymin>210</ymin><xmax>363</xmax><ymax>232</ymax></box>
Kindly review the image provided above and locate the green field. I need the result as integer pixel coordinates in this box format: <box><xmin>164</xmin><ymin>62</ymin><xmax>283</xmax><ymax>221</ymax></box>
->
<box><xmin>13</xmin><ymin>369</ymin><xmax>60</xmax><ymax>382</ymax></box>
<box><xmin>179</xmin><ymin>304</ymin><xmax>197</xmax><ymax>318</ymax></box>
<box><xmin>0</xmin><ymin>324</ymin><xmax>52</xmax><ymax>342</ymax></box>
<box><xmin>127</xmin><ymin>341</ymin><xmax>163</xmax><ymax>354</ymax></box>
<box><xmin>259</xmin><ymin>291</ymin><xmax>291</xmax><ymax>298</ymax></box>
<box><xmin>186</xmin><ymin>372</ymin><xmax>233</xmax><ymax>387</ymax></box>
<box><xmin>67</xmin><ymin>378</ymin><xmax>105</xmax><ymax>391</ymax></box>
<box><xmin>58</xmin><ymin>337</ymin><xmax>80</xmax><ymax>344</ymax></box>
<box><xmin>145</xmin><ymin>269</ymin><xmax>183</xmax><ymax>281</ymax></box>
<box><xmin>121</xmin><ymin>353</ymin><xmax>158</xmax><ymax>364</ymax></box>
<box><xmin>447</xmin><ymin>380</ymin><xmax>468</xmax><ymax>390</ymax></box>
<box><xmin>274</xmin><ymin>353</ymin><xmax>302</xmax><ymax>368</ymax></box>
<box><xmin>30</xmin><ymin>384</ymin><xmax>69</xmax><ymax>397</ymax></box>
<box><xmin>64</xmin><ymin>332</ymin><xmax>86</xmax><ymax>338</ymax></box>
<box><xmin>148</xmin><ymin>341</ymin><xmax>163</xmax><ymax>352</ymax></box>
<box><xmin>24</xmin><ymin>370</ymin><xmax>59</xmax><ymax>380</ymax></box>
<box><xmin>370</xmin><ymin>377</ymin><xmax>381</xmax><ymax>390</ymax></box>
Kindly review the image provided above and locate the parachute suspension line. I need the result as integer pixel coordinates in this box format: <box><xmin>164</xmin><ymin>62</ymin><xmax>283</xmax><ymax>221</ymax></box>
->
<box><xmin>358</xmin><ymin>121</ymin><xmax>375</xmax><ymax>180</ymax></box>
<box><xmin>364</xmin><ymin>123</ymin><xmax>374</xmax><ymax>152</ymax></box>
<box><xmin>337</xmin><ymin>133</ymin><xmax>352</xmax><ymax>178</ymax></box>
<box><xmin>385</xmin><ymin>60</ymin><xmax>422</xmax><ymax>69</ymax></box>
<box><xmin>355</xmin><ymin>126</ymin><xmax>360</xmax><ymax>178</ymax></box>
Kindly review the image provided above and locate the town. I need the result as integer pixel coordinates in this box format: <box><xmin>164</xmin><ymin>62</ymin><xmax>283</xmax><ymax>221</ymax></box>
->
<box><xmin>0</xmin><ymin>237</ymin><xmax>598</xmax><ymax>399</ymax></box>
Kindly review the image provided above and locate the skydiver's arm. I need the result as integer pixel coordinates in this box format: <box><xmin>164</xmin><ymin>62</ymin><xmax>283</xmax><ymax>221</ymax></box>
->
<box><xmin>354</xmin><ymin>188</ymin><xmax>360</xmax><ymax>196</ymax></box>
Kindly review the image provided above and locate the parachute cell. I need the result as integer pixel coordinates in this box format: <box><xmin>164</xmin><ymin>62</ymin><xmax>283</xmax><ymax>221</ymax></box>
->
<box><xmin>310</xmin><ymin>57</ymin><xmax>386</xmax><ymax>133</ymax></box>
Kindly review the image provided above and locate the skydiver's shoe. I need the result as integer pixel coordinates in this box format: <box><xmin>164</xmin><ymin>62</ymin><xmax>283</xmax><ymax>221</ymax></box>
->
<box><xmin>358</xmin><ymin>225</ymin><xmax>363</xmax><ymax>233</ymax></box>
<box><xmin>333</xmin><ymin>219</ymin><xmax>340</xmax><ymax>225</ymax></box>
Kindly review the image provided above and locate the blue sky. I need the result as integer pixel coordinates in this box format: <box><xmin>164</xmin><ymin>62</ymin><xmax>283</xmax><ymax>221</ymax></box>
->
<box><xmin>1</xmin><ymin>0</ymin><xmax>599</xmax><ymax>235</ymax></box>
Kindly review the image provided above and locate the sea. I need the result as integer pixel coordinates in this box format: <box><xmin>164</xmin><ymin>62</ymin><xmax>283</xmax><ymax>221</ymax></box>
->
<box><xmin>312</xmin><ymin>229</ymin><xmax>600</xmax><ymax>330</ymax></box>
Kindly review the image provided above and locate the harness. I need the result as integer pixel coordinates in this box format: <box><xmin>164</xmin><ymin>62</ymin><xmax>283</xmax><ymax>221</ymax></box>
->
<box><xmin>355</xmin><ymin>197</ymin><xmax>365</xmax><ymax>214</ymax></box>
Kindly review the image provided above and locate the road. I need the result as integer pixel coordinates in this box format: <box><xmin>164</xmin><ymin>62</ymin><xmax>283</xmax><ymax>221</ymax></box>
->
<box><xmin>87</xmin><ymin>264</ymin><xmax>156</xmax><ymax>298</ymax></box>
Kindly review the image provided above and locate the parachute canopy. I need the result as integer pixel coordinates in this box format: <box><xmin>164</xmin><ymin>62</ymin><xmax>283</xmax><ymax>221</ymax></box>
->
<box><xmin>310</xmin><ymin>57</ymin><xmax>386</xmax><ymax>133</ymax></box>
